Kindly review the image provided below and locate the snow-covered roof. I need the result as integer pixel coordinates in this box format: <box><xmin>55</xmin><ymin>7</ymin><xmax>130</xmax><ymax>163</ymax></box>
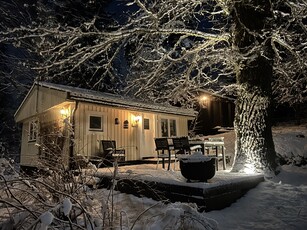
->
<box><xmin>37</xmin><ymin>81</ymin><xmax>196</xmax><ymax>117</ymax></box>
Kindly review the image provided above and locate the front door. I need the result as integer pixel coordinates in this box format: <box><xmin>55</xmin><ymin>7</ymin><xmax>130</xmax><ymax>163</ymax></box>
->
<box><xmin>139</xmin><ymin>114</ymin><xmax>156</xmax><ymax>159</ymax></box>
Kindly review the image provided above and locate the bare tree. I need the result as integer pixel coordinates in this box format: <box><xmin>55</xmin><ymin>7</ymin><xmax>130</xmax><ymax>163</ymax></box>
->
<box><xmin>272</xmin><ymin>1</ymin><xmax>307</xmax><ymax>124</ymax></box>
<box><xmin>1</xmin><ymin>0</ymin><xmax>306</xmax><ymax>173</ymax></box>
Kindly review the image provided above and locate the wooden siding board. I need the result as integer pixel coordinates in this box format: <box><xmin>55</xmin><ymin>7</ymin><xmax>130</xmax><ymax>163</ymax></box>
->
<box><xmin>15</xmin><ymin>86</ymin><xmax>67</xmax><ymax>123</ymax></box>
<box><xmin>76</xmin><ymin>103</ymin><xmax>86</xmax><ymax>156</ymax></box>
<box><xmin>20</xmin><ymin>105</ymin><xmax>75</xmax><ymax>167</ymax></box>
<box><xmin>20</xmin><ymin>121</ymin><xmax>39</xmax><ymax>166</ymax></box>
<box><xmin>74</xmin><ymin>103</ymin><xmax>80</xmax><ymax>155</ymax></box>
<box><xmin>15</xmin><ymin>88</ymin><xmax>38</xmax><ymax>122</ymax></box>
<box><xmin>20</xmin><ymin>121</ymin><xmax>40</xmax><ymax>166</ymax></box>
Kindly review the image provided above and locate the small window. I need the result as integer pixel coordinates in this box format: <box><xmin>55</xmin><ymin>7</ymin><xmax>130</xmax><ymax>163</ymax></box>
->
<box><xmin>144</xmin><ymin>118</ymin><xmax>150</xmax><ymax>130</ymax></box>
<box><xmin>28</xmin><ymin>119</ymin><xmax>38</xmax><ymax>142</ymax></box>
<box><xmin>170</xmin><ymin>119</ymin><xmax>177</xmax><ymax>136</ymax></box>
<box><xmin>161</xmin><ymin>119</ymin><xmax>169</xmax><ymax>137</ymax></box>
<box><xmin>89</xmin><ymin>115</ymin><xmax>103</xmax><ymax>131</ymax></box>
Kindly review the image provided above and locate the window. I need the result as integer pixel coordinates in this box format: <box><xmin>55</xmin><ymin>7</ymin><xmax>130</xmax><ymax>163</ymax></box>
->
<box><xmin>161</xmin><ymin>118</ymin><xmax>177</xmax><ymax>137</ymax></box>
<box><xmin>170</xmin><ymin>119</ymin><xmax>177</xmax><ymax>136</ymax></box>
<box><xmin>89</xmin><ymin>115</ymin><xmax>103</xmax><ymax>131</ymax></box>
<box><xmin>161</xmin><ymin>119</ymin><xmax>168</xmax><ymax>137</ymax></box>
<box><xmin>144</xmin><ymin>118</ymin><xmax>150</xmax><ymax>130</ymax></box>
<box><xmin>28</xmin><ymin>119</ymin><xmax>38</xmax><ymax>142</ymax></box>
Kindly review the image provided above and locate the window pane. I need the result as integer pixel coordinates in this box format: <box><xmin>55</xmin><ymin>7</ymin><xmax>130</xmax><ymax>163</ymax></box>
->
<box><xmin>29</xmin><ymin>120</ymin><xmax>38</xmax><ymax>141</ymax></box>
<box><xmin>170</xmin><ymin>119</ymin><xmax>177</xmax><ymax>136</ymax></box>
<box><xmin>161</xmin><ymin>119</ymin><xmax>168</xmax><ymax>137</ymax></box>
<box><xmin>144</xmin><ymin>118</ymin><xmax>150</xmax><ymax>130</ymax></box>
<box><xmin>89</xmin><ymin>116</ymin><xmax>102</xmax><ymax>130</ymax></box>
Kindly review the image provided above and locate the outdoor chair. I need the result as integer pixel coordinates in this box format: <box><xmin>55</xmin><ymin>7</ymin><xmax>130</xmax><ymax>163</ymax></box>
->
<box><xmin>172</xmin><ymin>137</ymin><xmax>188</xmax><ymax>170</ymax></box>
<box><xmin>100</xmin><ymin>140</ymin><xmax>125</xmax><ymax>165</ymax></box>
<box><xmin>180</xmin><ymin>136</ymin><xmax>202</xmax><ymax>154</ymax></box>
<box><xmin>172</xmin><ymin>137</ymin><xmax>187</xmax><ymax>155</ymax></box>
<box><xmin>154</xmin><ymin>138</ymin><xmax>175</xmax><ymax>170</ymax></box>
<box><xmin>172</xmin><ymin>136</ymin><xmax>202</xmax><ymax>169</ymax></box>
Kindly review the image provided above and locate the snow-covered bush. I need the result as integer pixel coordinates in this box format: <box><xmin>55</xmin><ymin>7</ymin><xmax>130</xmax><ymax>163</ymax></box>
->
<box><xmin>0</xmin><ymin>154</ymin><xmax>125</xmax><ymax>229</ymax></box>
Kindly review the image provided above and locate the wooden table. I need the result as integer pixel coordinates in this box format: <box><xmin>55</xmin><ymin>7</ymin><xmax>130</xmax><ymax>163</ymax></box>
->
<box><xmin>189</xmin><ymin>140</ymin><xmax>226</xmax><ymax>170</ymax></box>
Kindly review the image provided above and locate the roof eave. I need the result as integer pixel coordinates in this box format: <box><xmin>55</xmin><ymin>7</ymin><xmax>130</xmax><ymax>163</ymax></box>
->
<box><xmin>69</xmin><ymin>95</ymin><xmax>196</xmax><ymax>117</ymax></box>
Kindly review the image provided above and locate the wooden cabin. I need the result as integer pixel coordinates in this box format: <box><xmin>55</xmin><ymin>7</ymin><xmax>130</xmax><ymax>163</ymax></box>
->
<box><xmin>14</xmin><ymin>82</ymin><xmax>196</xmax><ymax>170</ymax></box>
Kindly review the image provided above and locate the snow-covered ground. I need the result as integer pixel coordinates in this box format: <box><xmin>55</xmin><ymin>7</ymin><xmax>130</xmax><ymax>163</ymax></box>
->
<box><xmin>88</xmin><ymin>123</ymin><xmax>307</xmax><ymax>229</ymax></box>
<box><xmin>205</xmin><ymin>164</ymin><xmax>307</xmax><ymax>230</ymax></box>
<box><xmin>88</xmin><ymin>163</ymin><xmax>307</xmax><ymax>229</ymax></box>
<box><xmin>1</xmin><ymin>123</ymin><xmax>307</xmax><ymax>229</ymax></box>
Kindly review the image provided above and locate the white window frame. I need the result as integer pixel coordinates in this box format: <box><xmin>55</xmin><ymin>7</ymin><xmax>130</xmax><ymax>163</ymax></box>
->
<box><xmin>28</xmin><ymin>119</ymin><xmax>39</xmax><ymax>142</ymax></box>
<box><xmin>88</xmin><ymin>113</ymin><xmax>105</xmax><ymax>132</ymax></box>
<box><xmin>160</xmin><ymin>117</ymin><xmax>177</xmax><ymax>137</ymax></box>
<box><xmin>169</xmin><ymin>119</ymin><xmax>177</xmax><ymax>137</ymax></box>
<box><xmin>143</xmin><ymin>118</ymin><xmax>150</xmax><ymax>130</ymax></box>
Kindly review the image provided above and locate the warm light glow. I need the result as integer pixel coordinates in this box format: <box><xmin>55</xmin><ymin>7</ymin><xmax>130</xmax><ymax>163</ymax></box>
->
<box><xmin>60</xmin><ymin>108</ymin><xmax>69</xmax><ymax>117</ymax></box>
<box><xmin>135</xmin><ymin>115</ymin><xmax>141</xmax><ymax>123</ymax></box>
<box><xmin>201</xmin><ymin>95</ymin><xmax>208</xmax><ymax>101</ymax></box>
<box><xmin>199</xmin><ymin>95</ymin><xmax>209</xmax><ymax>108</ymax></box>
<box><xmin>132</xmin><ymin>115</ymin><xmax>142</xmax><ymax>127</ymax></box>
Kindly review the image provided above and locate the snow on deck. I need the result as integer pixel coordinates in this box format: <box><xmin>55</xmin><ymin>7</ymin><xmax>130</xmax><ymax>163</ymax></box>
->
<box><xmin>90</xmin><ymin>164</ymin><xmax>263</xmax><ymax>188</ymax></box>
<box><xmin>83</xmin><ymin>164</ymin><xmax>264</xmax><ymax>211</ymax></box>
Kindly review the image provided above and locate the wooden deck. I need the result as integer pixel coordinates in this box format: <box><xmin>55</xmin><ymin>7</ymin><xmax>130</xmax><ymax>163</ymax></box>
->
<box><xmin>86</xmin><ymin>162</ymin><xmax>264</xmax><ymax>212</ymax></box>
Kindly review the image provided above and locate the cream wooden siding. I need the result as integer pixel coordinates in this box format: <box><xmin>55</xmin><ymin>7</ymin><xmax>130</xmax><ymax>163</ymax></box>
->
<box><xmin>20</xmin><ymin>103</ymin><xmax>73</xmax><ymax>167</ymax></box>
<box><xmin>136</xmin><ymin>112</ymin><xmax>192</xmax><ymax>158</ymax></box>
<box><xmin>15</xmin><ymin>86</ymin><xmax>67</xmax><ymax>122</ymax></box>
<box><xmin>16</xmin><ymin>83</ymin><xmax>195</xmax><ymax>166</ymax></box>
<box><xmin>39</xmin><ymin>106</ymin><xmax>71</xmax><ymax>167</ymax></box>
<box><xmin>20</xmin><ymin>120</ymin><xmax>39</xmax><ymax>167</ymax></box>
<box><xmin>74</xmin><ymin>102</ymin><xmax>193</xmax><ymax>161</ymax></box>
<box><xmin>74</xmin><ymin>102</ymin><xmax>139</xmax><ymax>161</ymax></box>
<box><xmin>155</xmin><ymin>114</ymin><xmax>191</xmax><ymax>138</ymax></box>
<box><xmin>175</xmin><ymin>116</ymin><xmax>191</xmax><ymax>136</ymax></box>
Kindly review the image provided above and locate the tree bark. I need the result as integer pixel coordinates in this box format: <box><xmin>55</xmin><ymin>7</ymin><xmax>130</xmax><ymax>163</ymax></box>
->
<box><xmin>231</xmin><ymin>0</ymin><xmax>279</xmax><ymax>173</ymax></box>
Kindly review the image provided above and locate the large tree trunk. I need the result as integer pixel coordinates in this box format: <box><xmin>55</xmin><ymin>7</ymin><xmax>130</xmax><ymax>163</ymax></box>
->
<box><xmin>231</xmin><ymin>0</ymin><xmax>279</xmax><ymax>173</ymax></box>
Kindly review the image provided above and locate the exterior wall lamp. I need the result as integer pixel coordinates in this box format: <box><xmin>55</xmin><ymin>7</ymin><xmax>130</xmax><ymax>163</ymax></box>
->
<box><xmin>60</xmin><ymin>108</ymin><xmax>69</xmax><ymax>117</ymax></box>
<box><xmin>132</xmin><ymin>115</ymin><xmax>142</xmax><ymax>127</ymax></box>
<box><xmin>199</xmin><ymin>95</ymin><xmax>209</xmax><ymax>108</ymax></box>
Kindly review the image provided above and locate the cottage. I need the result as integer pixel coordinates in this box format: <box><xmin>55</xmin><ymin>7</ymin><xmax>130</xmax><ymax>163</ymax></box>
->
<box><xmin>14</xmin><ymin>82</ymin><xmax>196</xmax><ymax>171</ymax></box>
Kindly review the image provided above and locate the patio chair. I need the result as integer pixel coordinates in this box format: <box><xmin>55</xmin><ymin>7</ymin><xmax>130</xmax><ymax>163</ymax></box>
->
<box><xmin>172</xmin><ymin>137</ymin><xmax>187</xmax><ymax>155</ymax></box>
<box><xmin>172</xmin><ymin>137</ymin><xmax>188</xmax><ymax>170</ymax></box>
<box><xmin>180</xmin><ymin>136</ymin><xmax>202</xmax><ymax>154</ymax></box>
<box><xmin>172</xmin><ymin>136</ymin><xmax>202</xmax><ymax>169</ymax></box>
<box><xmin>154</xmin><ymin>138</ymin><xmax>175</xmax><ymax>170</ymax></box>
<box><xmin>100</xmin><ymin>140</ymin><xmax>125</xmax><ymax>165</ymax></box>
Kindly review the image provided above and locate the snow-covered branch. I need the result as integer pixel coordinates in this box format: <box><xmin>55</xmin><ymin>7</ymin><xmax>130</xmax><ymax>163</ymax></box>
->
<box><xmin>0</xmin><ymin>0</ymin><xmax>306</xmax><ymax>106</ymax></box>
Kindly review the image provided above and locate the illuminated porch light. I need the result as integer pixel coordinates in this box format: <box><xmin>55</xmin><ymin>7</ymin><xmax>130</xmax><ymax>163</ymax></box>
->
<box><xmin>199</xmin><ymin>95</ymin><xmax>209</xmax><ymax>108</ymax></box>
<box><xmin>132</xmin><ymin>115</ymin><xmax>142</xmax><ymax>127</ymax></box>
<box><xmin>60</xmin><ymin>108</ymin><xmax>69</xmax><ymax>117</ymax></box>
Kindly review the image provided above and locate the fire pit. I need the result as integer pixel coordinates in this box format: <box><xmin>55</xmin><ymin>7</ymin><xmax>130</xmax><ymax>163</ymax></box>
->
<box><xmin>179</xmin><ymin>152</ymin><xmax>216</xmax><ymax>182</ymax></box>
